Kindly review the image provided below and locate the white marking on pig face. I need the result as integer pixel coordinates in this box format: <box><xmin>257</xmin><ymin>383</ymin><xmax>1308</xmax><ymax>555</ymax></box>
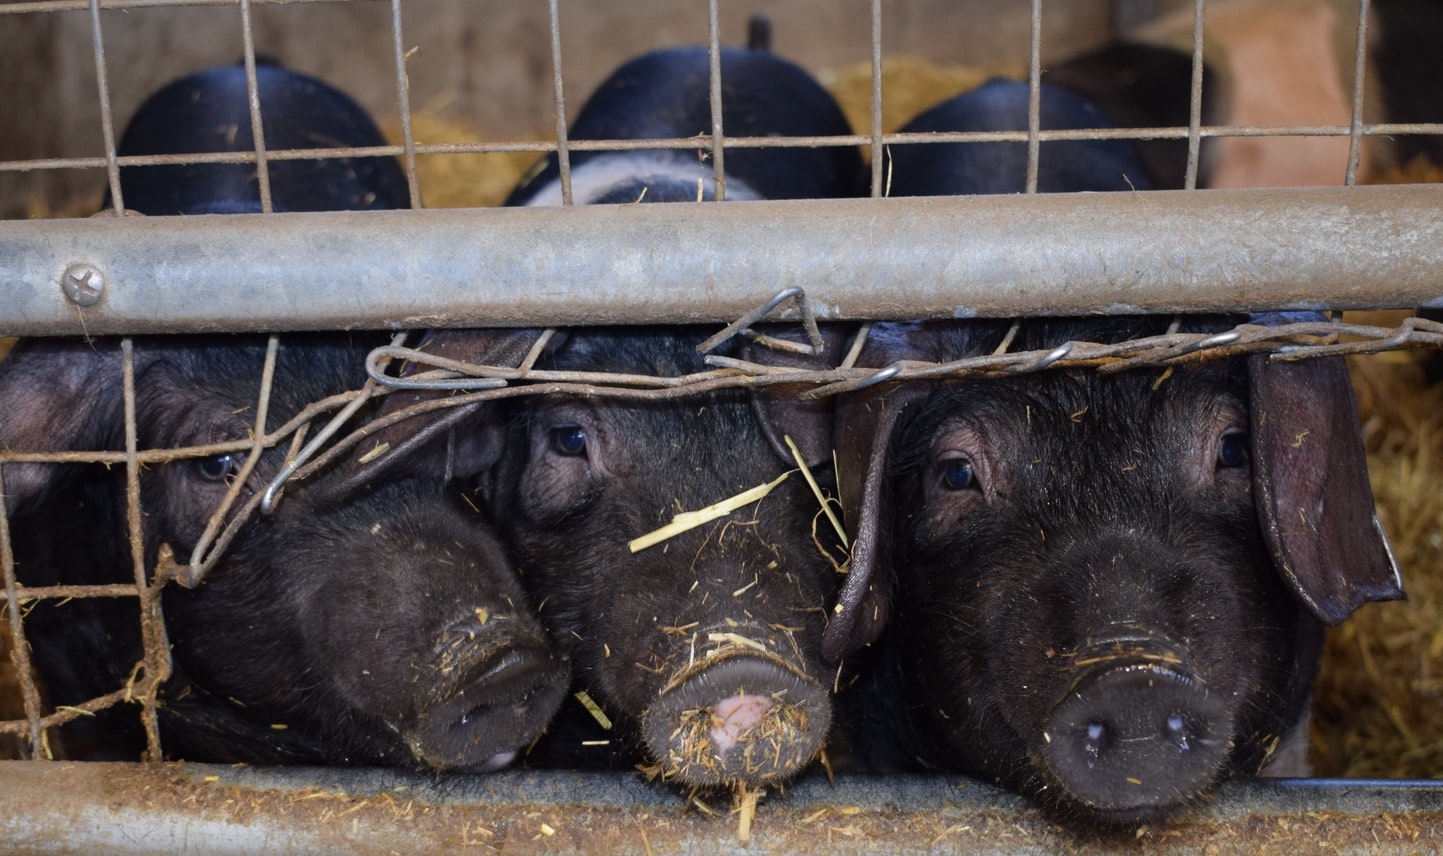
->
<box><xmin>521</xmin><ymin>152</ymin><xmax>763</xmax><ymax>206</ymax></box>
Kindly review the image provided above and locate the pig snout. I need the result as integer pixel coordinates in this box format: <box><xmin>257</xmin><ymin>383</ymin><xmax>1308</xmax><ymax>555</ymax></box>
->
<box><xmin>399</xmin><ymin>610</ymin><xmax>569</xmax><ymax>772</ymax></box>
<box><xmin>1039</xmin><ymin>638</ymin><xmax>1231</xmax><ymax>817</ymax></box>
<box><xmin>641</xmin><ymin>638</ymin><xmax>831</xmax><ymax>786</ymax></box>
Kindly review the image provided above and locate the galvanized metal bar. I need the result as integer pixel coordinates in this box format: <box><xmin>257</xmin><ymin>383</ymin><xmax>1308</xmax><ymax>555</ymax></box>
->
<box><xmin>88</xmin><ymin>0</ymin><xmax>123</xmax><ymax>214</ymax></box>
<box><xmin>1025</xmin><ymin>0</ymin><xmax>1041</xmax><ymax>194</ymax></box>
<box><xmin>547</xmin><ymin>0</ymin><xmax>573</xmax><ymax>206</ymax></box>
<box><xmin>707</xmin><ymin>0</ymin><xmax>726</xmax><ymax>201</ymax></box>
<box><xmin>237</xmin><ymin>0</ymin><xmax>273</xmax><ymax>214</ymax></box>
<box><xmin>388</xmin><ymin>0</ymin><xmax>423</xmax><ymax>209</ymax></box>
<box><xmin>1184</xmin><ymin>0</ymin><xmax>1205</xmax><ymax>190</ymax></box>
<box><xmin>0</xmin><ymin>762</ymin><xmax>1440</xmax><ymax>855</ymax></box>
<box><xmin>4</xmin><ymin>186</ymin><xmax>1442</xmax><ymax>336</ymax></box>
<box><xmin>869</xmin><ymin>0</ymin><xmax>884</xmax><ymax>198</ymax></box>
<box><xmin>1345</xmin><ymin>0</ymin><xmax>1370</xmax><ymax>187</ymax></box>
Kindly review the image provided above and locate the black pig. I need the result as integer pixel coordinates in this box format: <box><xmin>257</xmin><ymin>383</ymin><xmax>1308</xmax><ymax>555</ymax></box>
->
<box><xmin>827</xmin><ymin>80</ymin><xmax>1403</xmax><ymax>825</ymax></box>
<box><xmin>109</xmin><ymin>59</ymin><xmax>410</xmax><ymax>214</ymax></box>
<box><xmin>0</xmin><ymin>63</ymin><xmax>566</xmax><ymax>767</ymax></box>
<box><xmin>1040</xmin><ymin>41</ymin><xmax>1220</xmax><ymax>190</ymax></box>
<box><xmin>508</xmin><ymin>35</ymin><xmax>861</xmax><ymax>205</ymax></box>
<box><xmin>381</xmin><ymin>38</ymin><xmax>861</xmax><ymax>788</ymax></box>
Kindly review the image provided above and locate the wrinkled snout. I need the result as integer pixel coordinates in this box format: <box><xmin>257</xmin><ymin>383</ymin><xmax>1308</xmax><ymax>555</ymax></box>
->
<box><xmin>1038</xmin><ymin>645</ymin><xmax>1231</xmax><ymax>820</ymax></box>
<box><xmin>642</xmin><ymin>652</ymin><xmax>830</xmax><ymax>787</ymax></box>
<box><xmin>399</xmin><ymin>611</ymin><xmax>569</xmax><ymax>772</ymax></box>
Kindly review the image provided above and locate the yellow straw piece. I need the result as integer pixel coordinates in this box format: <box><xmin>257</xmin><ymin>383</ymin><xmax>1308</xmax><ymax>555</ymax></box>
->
<box><xmin>783</xmin><ymin>435</ymin><xmax>848</xmax><ymax>549</ymax></box>
<box><xmin>628</xmin><ymin>471</ymin><xmax>793</xmax><ymax>553</ymax></box>
<box><xmin>574</xmin><ymin>690</ymin><xmax>613</xmax><ymax>731</ymax></box>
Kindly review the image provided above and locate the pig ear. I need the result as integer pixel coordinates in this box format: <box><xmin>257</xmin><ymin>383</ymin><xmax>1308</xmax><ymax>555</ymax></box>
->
<box><xmin>819</xmin><ymin>322</ymin><xmax>951</xmax><ymax>663</ymax></box>
<box><xmin>337</xmin><ymin>329</ymin><xmax>556</xmax><ymax>487</ymax></box>
<box><xmin>1249</xmin><ymin>353</ymin><xmax>1404</xmax><ymax>625</ymax></box>
<box><xmin>0</xmin><ymin>338</ymin><xmax>127</xmax><ymax>513</ymax></box>
<box><xmin>821</xmin><ymin>380</ymin><xmax>930</xmax><ymax>663</ymax></box>
<box><xmin>742</xmin><ymin>324</ymin><xmax>847</xmax><ymax>468</ymax></box>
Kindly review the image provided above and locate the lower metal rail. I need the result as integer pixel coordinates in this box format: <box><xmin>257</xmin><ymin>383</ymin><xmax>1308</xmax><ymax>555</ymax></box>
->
<box><xmin>0</xmin><ymin>762</ymin><xmax>1439</xmax><ymax>854</ymax></box>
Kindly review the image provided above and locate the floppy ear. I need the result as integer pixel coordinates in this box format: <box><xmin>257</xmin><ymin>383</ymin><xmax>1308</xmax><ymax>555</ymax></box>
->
<box><xmin>0</xmin><ymin>338</ymin><xmax>129</xmax><ymax>515</ymax></box>
<box><xmin>820</xmin><ymin>319</ymin><xmax>1014</xmax><ymax>663</ymax></box>
<box><xmin>332</xmin><ymin>329</ymin><xmax>556</xmax><ymax>493</ymax></box>
<box><xmin>1249</xmin><ymin>353</ymin><xmax>1404</xmax><ymax>625</ymax></box>
<box><xmin>742</xmin><ymin>323</ymin><xmax>849</xmax><ymax>469</ymax></box>
<box><xmin>822</xmin><ymin>377</ymin><xmax>930</xmax><ymax>663</ymax></box>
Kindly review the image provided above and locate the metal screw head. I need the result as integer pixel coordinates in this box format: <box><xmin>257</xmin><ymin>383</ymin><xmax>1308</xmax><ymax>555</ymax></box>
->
<box><xmin>60</xmin><ymin>263</ymin><xmax>106</xmax><ymax>307</ymax></box>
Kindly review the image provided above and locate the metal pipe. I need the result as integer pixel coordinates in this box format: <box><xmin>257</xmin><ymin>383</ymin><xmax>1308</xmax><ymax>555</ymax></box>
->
<box><xmin>4</xmin><ymin>185</ymin><xmax>1443</xmax><ymax>337</ymax></box>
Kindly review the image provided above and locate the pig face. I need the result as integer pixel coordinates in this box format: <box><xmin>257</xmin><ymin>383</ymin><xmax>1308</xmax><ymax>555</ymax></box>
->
<box><xmin>477</xmin><ymin>328</ymin><xmax>843</xmax><ymax>787</ymax></box>
<box><xmin>0</xmin><ymin>336</ymin><xmax>568</xmax><ymax>768</ymax></box>
<box><xmin>886</xmin><ymin>356</ymin><xmax>1316</xmax><ymax>822</ymax></box>
<box><xmin>828</xmin><ymin>319</ymin><xmax>1402</xmax><ymax>825</ymax></box>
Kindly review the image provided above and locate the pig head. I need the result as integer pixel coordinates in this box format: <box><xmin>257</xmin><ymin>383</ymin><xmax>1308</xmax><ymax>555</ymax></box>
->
<box><xmin>384</xmin><ymin>324</ymin><xmax>848</xmax><ymax>788</ymax></box>
<box><xmin>0</xmin><ymin>335</ymin><xmax>567</xmax><ymax>768</ymax></box>
<box><xmin>828</xmin><ymin>317</ymin><xmax>1402</xmax><ymax>824</ymax></box>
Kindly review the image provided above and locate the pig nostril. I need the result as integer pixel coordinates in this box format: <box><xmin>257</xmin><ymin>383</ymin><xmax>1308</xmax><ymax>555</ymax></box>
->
<box><xmin>402</xmin><ymin>641</ymin><xmax>569</xmax><ymax>772</ymax></box>
<box><xmin>1040</xmin><ymin>661</ymin><xmax>1232</xmax><ymax>817</ymax></box>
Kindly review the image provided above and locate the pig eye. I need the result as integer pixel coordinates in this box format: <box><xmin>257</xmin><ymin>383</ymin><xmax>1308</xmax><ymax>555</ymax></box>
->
<box><xmin>940</xmin><ymin>455</ymin><xmax>978</xmax><ymax>491</ymax></box>
<box><xmin>550</xmin><ymin>425</ymin><xmax>588</xmax><ymax>457</ymax></box>
<box><xmin>1217</xmin><ymin>431</ymin><xmax>1249</xmax><ymax>469</ymax></box>
<box><xmin>196</xmin><ymin>452</ymin><xmax>245</xmax><ymax>484</ymax></box>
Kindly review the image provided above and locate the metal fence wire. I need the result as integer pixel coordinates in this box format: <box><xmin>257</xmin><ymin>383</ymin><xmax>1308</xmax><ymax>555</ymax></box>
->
<box><xmin>0</xmin><ymin>0</ymin><xmax>1441</xmax><ymax>785</ymax></box>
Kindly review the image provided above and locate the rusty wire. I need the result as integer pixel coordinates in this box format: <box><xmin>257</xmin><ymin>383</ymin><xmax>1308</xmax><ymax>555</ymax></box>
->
<box><xmin>121</xmin><ymin>339</ymin><xmax>168</xmax><ymax>760</ymax></box>
<box><xmin>0</xmin><ymin>469</ymin><xmax>46</xmax><ymax>756</ymax></box>
<box><xmin>170</xmin><ymin>336</ymin><xmax>283</xmax><ymax>590</ymax></box>
<box><xmin>352</xmin><ymin>315</ymin><xmax>1443</xmax><ymax>401</ymax></box>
